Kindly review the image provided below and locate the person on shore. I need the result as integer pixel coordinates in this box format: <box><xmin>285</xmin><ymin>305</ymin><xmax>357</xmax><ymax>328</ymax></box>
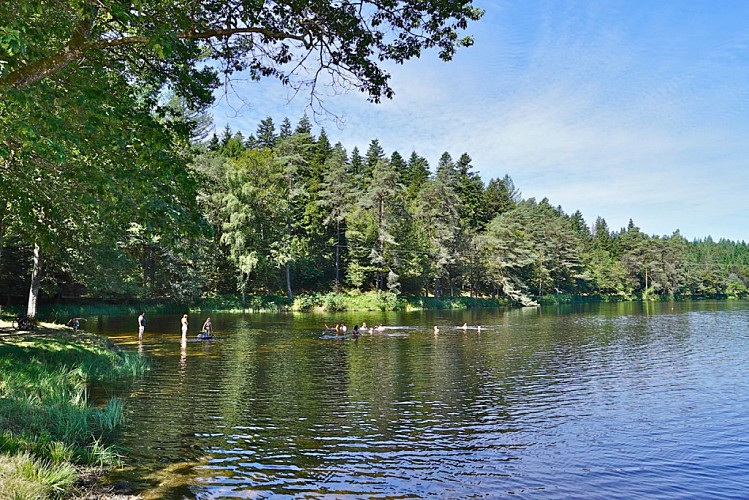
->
<box><xmin>181</xmin><ymin>314</ymin><xmax>189</xmax><ymax>339</ymax></box>
<box><xmin>340</xmin><ymin>323</ymin><xmax>347</xmax><ymax>334</ymax></box>
<box><xmin>201</xmin><ymin>317</ymin><xmax>213</xmax><ymax>338</ymax></box>
<box><xmin>138</xmin><ymin>312</ymin><xmax>145</xmax><ymax>339</ymax></box>
<box><xmin>67</xmin><ymin>317</ymin><xmax>82</xmax><ymax>333</ymax></box>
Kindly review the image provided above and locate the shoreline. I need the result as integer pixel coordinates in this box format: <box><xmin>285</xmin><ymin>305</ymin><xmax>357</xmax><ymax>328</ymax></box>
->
<box><xmin>0</xmin><ymin>321</ymin><xmax>146</xmax><ymax>499</ymax></box>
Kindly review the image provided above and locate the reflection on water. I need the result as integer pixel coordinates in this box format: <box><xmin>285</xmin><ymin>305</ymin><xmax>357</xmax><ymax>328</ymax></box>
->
<box><xmin>91</xmin><ymin>302</ymin><xmax>749</xmax><ymax>498</ymax></box>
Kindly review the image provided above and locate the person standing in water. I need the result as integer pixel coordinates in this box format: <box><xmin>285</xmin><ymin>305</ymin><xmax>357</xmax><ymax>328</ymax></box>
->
<box><xmin>181</xmin><ymin>314</ymin><xmax>189</xmax><ymax>340</ymax></box>
<box><xmin>137</xmin><ymin>312</ymin><xmax>145</xmax><ymax>339</ymax></box>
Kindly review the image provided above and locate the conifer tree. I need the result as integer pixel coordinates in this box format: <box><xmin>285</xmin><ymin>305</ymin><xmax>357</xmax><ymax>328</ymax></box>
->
<box><xmin>404</xmin><ymin>151</ymin><xmax>430</xmax><ymax>196</ymax></box>
<box><xmin>279</xmin><ymin>118</ymin><xmax>293</xmax><ymax>139</ymax></box>
<box><xmin>484</xmin><ymin>175</ymin><xmax>519</xmax><ymax>223</ymax></box>
<box><xmin>317</xmin><ymin>146</ymin><xmax>354</xmax><ymax>289</ymax></box>
<box><xmin>256</xmin><ymin>116</ymin><xmax>277</xmax><ymax>150</ymax></box>
<box><xmin>365</xmin><ymin>139</ymin><xmax>386</xmax><ymax>179</ymax></box>
<box><xmin>296</xmin><ymin>114</ymin><xmax>313</xmax><ymax>135</ymax></box>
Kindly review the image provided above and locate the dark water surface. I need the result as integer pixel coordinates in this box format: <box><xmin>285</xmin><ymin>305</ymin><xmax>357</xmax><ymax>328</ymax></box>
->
<box><xmin>92</xmin><ymin>301</ymin><xmax>749</xmax><ymax>498</ymax></box>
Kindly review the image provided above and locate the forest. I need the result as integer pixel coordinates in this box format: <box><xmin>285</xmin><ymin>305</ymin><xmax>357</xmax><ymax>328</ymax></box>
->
<box><xmin>1</xmin><ymin>1</ymin><xmax>747</xmax><ymax>315</ymax></box>
<box><xmin>2</xmin><ymin>109</ymin><xmax>748</xmax><ymax>311</ymax></box>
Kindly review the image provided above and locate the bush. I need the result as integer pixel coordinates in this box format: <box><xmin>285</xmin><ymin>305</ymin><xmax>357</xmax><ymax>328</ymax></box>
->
<box><xmin>292</xmin><ymin>293</ymin><xmax>323</xmax><ymax>311</ymax></box>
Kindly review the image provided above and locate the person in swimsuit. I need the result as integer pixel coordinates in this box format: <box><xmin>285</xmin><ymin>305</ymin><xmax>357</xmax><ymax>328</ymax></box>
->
<box><xmin>138</xmin><ymin>312</ymin><xmax>145</xmax><ymax>339</ymax></box>
<box><xmin>181</xmin><ymin>314</ymin><xmax>189</xmax><ymax>339</ymax></box>
<box><xmin>201</xmin><ymin>317</ymin><xmax>213</xmax><ymax>338</ymax></box>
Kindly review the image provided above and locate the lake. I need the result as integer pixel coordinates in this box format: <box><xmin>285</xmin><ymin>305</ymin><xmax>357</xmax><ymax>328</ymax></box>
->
<box><xmin>92</xmin><ymin>301</ymin><xmax>749</xmax><ymax>498</ymax></box>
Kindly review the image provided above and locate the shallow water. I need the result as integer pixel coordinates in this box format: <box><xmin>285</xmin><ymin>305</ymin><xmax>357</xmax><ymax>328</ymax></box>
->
<box><xmin>93</xmin><ymin>301</ymin><xmax>749</xmax><ymax>498</ymax></box>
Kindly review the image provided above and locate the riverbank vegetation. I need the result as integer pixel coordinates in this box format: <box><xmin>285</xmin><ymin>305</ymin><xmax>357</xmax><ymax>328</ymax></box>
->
<box><xmin>0</xmin><ymin>324</ymin><xmax>148</xmax><ymax>498</ymax></box>
<box><xmin>1</xmin><ymin>1</ymin><xmax>746</xmax><ymax>317</ymax></box>
<box><xmin>2</xmin><ymin>114</ymin><xmax>748</xmax><ymax>313</ymax></box>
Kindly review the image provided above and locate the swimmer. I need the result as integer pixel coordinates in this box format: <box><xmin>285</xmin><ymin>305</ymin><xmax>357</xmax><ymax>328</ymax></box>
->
<box><xmin>433</xmin><ymin>325</ymin><xmax>440</xmax><ymax>335</ymax></box>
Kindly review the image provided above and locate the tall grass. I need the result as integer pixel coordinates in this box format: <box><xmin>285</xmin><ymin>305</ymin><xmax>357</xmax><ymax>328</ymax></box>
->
<box><xmin>0</xmin><ymin>332</ymin><xmax>148</xmax><ymax>497</ymax></box>
<box><xmin>0</xmin><ymin>452</ymin><xmax>76</xmax><ymax>499</ymax></box>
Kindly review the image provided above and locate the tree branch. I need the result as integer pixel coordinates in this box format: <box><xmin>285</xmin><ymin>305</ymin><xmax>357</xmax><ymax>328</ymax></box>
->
<box><xmin>1</xmin><ymin>22</ymin><xmax>308</xmax><ymax>91</ymax></box>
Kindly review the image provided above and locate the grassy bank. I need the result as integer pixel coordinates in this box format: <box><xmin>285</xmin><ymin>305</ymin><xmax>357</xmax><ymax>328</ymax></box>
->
<box><xmin>0</xmin><ymin>321</ymin><xmax>148</xmax><ymax>498</ymax></box>
<box><xmin>20</xmin><ymin>291</ymin><xmax>509</xmax><ymax>319</ymax></box>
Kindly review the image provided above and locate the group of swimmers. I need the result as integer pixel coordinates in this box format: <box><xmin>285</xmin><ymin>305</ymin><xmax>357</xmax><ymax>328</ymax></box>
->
<box><xmin>324</xmin><ymin>322</ymin><xmax>387</xmax><ymax>336</ymax></box>
<box><xmin>135</xmin><ymin>312</ymin><xmax>214</xmax><ymax>340</ymax></box>
<box><xmin>324</xmin><ymin>322</ymin><xmax>482</xmax><ymax>336</ymax></box>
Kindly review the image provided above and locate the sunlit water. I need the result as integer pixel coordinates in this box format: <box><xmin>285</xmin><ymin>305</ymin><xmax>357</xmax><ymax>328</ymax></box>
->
<box><xmin>90</xmin><ymin>301</ymin><xmax>749</xmax><ymax>498</ymax></box>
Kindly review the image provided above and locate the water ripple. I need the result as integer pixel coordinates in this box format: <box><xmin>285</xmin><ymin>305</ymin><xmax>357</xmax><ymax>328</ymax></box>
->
<box><xmin>104</xmin><ymin>302</ymin><xmax>749</xmax><ymax>498</ymax></box>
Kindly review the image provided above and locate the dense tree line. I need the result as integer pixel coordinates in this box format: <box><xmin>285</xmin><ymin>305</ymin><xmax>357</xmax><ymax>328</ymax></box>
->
<box><xmin>191</xmin><ymin>119</ymin><xmax>749</xmax><ymax>305</ymax></box>
<box><xmin>7</xmin><ymin>112</ymin><xmax>747</xmax><ymax>308</ymax></box>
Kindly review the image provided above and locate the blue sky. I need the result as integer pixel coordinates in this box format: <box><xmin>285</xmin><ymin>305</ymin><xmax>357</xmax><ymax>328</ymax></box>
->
<box><xmin>210</xmin><ymin>0</ymin><xmax>749</xmax><ymax>242</ymax></box>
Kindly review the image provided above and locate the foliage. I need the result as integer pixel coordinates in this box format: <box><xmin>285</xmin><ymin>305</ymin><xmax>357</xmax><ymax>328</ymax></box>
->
<box><xmin>0</xmin><ymin>0</ymin><xmax>483</xmax><ymax>316</ymax></box>
<box><xmin>5</xmin><ymin>110</ymin><xmax>749</xmax><ymax>308</ymax></box>
<box><xmin>0</xmin><ymin>331</ymin><xmax>149</xmax><ymax>497</ymax></box>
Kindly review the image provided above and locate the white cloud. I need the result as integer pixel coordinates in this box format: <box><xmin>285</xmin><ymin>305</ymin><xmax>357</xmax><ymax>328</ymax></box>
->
<box><xmin>210</xmin><ymin>0</ymin><xmax>749</xmax><ymax>241</ymax></box>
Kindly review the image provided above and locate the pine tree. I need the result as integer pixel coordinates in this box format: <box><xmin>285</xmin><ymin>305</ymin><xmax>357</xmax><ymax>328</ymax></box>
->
<box><xmin>296</xmin><ymin>114</ymin><xmax>313</xmax><ymax>134</ymax></box>
<box><xmin>364</xmin><ymin>139</ymin><xmax>386</xmax><ymax>179</ymax></box>
<box><xmin>436</xmin><ymin>152</ymin><xmax>456</xmax><ymax>183</ymax></box>
<box><xmin>413</xmin><ymin>177</ymin><xmax>462</xmax><ymax>297</ymax></box>
<box><xmin>279</xmin><ymin>117</ymin><xmax>293</xmax><ymax>139</ymax></box>
<box><xmin>244</xmin><ymin>134</ymin><xmax>258</xmax><ymax>149</ymax></box>
<box><xmin>317</xmin><ymin>146</ymin><xmax>355</xmax><ymax>289</ymax></box>
<box><xmin>484</xmin><ymin>175</ymin><xmax>519</xmax><ymax>223</ymax></box>
<box><xmin>404</xmin><ymin>151</ymin><xmax>430</xmax><ymax>196</ymax></box>
<box><xmin>390</xmin><ymin>151</ymin><xmax>407</xmax><ymax>183</ymax></box>
<box><xmin>349</xmin><ymin>146</ymin><xmax>364</xmax><ymax>184</ymax></box>
<box><xmin>256</xmin><ymin>116</ymin><xmax>277</xmax><ymax>150</ymax></box>
<box><xmin>453</xmin><ymin>152</ymin><xmax>485</xmax><ymax>230</ymax></box>
<box><xmin>207</xmin><ymin>133</ymin><xmax>220</xmax><ymax>152</ymax></box>
<box><xmin>274</xmin><ymin>133</ymin><xmax>313</xmax><ymax>299</ymax></box>
<box><xmin>351</xmin><ymin>158</ymin><xmax>406</xmax><ymax>291</ymax></box>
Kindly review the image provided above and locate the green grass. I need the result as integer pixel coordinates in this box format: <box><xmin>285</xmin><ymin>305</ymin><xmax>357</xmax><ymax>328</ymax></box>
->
<box><xmin>0</xmin><ymin>332</ymin><xmax>149</xmax><ymax>498</ymax></box>
<box><xmin>0</xmin><ymin>452</ymin><xmax>77</xmax><ymax>499</ymax></box>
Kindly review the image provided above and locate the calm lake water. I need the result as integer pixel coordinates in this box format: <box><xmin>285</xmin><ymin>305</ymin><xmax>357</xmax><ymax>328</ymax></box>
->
<box><xmin>91</xmin><ymin>301</ymin><xmax>749</xmax><ymax>498</ymax></box>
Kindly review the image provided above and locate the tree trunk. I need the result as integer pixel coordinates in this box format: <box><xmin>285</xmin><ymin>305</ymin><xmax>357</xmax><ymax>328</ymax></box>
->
<box><xmin>27</xmin><ymin>242</ymin><xmax>42</xmax><ymax>318</ymax></box>
<box><xmin>335</xmin><ymin>218</ymin><xmax>341</xmax><ymax>290</ymax></box>
<box><xmin>241</xmin><ymin>278</ymin><xmax>247</xmax><ymax>311</ymax></box>
<box><xmin>286</xmin><ymin>262</ymin><xmax>293</xmax><ymax>300</ymax></box>
<box><xmin>0</xmin><ymin>199</ymin><xmax>6</xmax><ymax>268</ymax></box>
